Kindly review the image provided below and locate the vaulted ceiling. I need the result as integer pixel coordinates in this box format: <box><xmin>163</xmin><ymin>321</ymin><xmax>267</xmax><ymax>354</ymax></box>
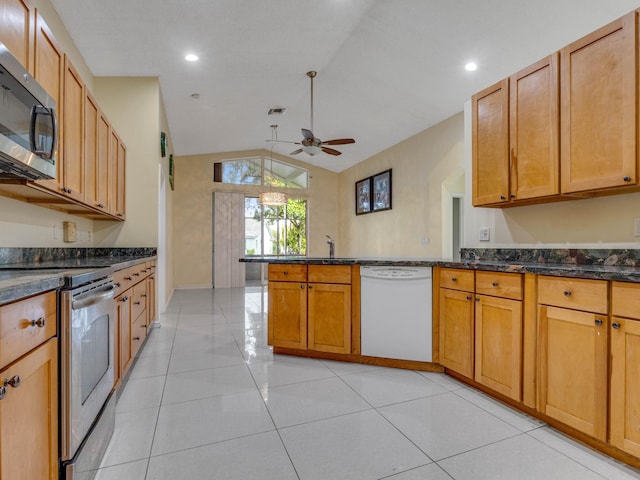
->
<box><xmin>50</xmin><ymin>0</ymin><xmax>639</xmax><ymax>172</ymax></box>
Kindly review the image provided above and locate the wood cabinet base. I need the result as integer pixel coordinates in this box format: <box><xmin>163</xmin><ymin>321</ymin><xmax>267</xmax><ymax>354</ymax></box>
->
<box><xmin>272</xmin><ymin>347</ymin><xmax>444</xmax><ymax>373</ymax></box>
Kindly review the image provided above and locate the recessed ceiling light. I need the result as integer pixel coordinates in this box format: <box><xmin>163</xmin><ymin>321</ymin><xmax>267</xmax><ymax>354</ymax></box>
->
<box><xmin>185</xmin><ymin>54</ymin><xmax>199</xmax><ymax>62</ymax></box>
<box><xmin>465</xmin><ymin>62</ymin><xmax>478</xmax><ymax>72</ymax></box>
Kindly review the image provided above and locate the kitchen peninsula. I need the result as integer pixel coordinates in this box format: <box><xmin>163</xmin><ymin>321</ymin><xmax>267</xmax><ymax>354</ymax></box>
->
<box><xmin>244</xmin><ymin>248</ymin><xmax>640</xmax><ymax>470</ymax></box>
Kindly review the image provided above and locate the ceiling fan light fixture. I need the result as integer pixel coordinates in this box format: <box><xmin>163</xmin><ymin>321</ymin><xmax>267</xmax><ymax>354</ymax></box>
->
<box><xmin>302</xmin><ymin>145</ymin><xmax>322</xmax><ymax>155</ymax></box>
<box><xmin>259</xmin><ymin>191</ymin><xmax>287</xmax><ymax>206</ymax></box>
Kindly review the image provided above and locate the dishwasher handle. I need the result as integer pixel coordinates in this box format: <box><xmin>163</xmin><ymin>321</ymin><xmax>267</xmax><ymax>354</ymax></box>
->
<box><xmin>72</xmin><ymin>285</ymin><xmax>116</xmax><ymax>310</ymax></box>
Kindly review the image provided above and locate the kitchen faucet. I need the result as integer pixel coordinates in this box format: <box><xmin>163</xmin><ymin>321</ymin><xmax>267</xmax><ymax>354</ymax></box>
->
<box><xmin>326</xmin><ymin>235</ymin><xmax>335</xmax><ymax>259</ymax></box>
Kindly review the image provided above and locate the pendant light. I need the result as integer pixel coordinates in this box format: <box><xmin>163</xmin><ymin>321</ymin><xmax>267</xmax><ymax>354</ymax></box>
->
<box><xmin>260</xmin><ymin>125</ymin><xmax>287</xmax><ymax>206</ymax></box>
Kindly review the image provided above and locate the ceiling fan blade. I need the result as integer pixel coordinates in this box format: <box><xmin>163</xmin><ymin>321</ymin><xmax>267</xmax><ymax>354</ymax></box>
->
<box><xmin>290</xmin><ymin>148</ymin><xmax>303</xmax><ymax>155</ymax></box>
<box><xmin>266</xmin><ymin>139</ymin><xmax>300</xmax><ymax>145</ymax></box>
<box><xmin>321</xmin><ymin>146</ymin><xmax>342</xmax><ymax>156</ymax></box>
<box><xmin>322</xmin><ymin>138</ymin><xmax>355</xmax><ymax>146</ymax></box>
<box><xmin>301</xmin><ymin>128</ymin><xmax>314</xmax><ymax>140</ymax></box>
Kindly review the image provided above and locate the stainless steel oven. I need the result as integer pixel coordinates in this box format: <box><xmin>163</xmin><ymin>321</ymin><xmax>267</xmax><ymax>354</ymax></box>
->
<box><xmin>60</xmin><ymin>272</ymin><xmax>116</xmax><ymax>480</ymax></box>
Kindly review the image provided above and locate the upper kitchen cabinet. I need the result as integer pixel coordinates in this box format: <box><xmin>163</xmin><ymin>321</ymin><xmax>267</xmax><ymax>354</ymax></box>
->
<box><xmin>0</xmin><ymin>0</ymin><xmax>33</xmax><ymax>71</ymax></box>
<box><xmin>32</xmin><ymin>12</ymin><xmax>63</xmax><ymax>193</ymax></box>
<box><xmin>84</xmin><ymin>90</ymin><xmax>110</xmax><ymax>213</ymax></box>
<box><xmin>109</xmin><ymin>130</ymin><xmax>126</xmax><ymax>219</ymax></box>
<box><xmin>472</xmin><ymin>79</ymin><xmax>509</xmax><ymax>206</ymax></box>
<box><xmin>560</xmin><ymin>11</ymin><xmax>638</xmax><ymax>194</ymax></box>
<box><xmin>472</xmin><ymin>55</ymin><xmax>560</xmax><ymax>207</ymax></box>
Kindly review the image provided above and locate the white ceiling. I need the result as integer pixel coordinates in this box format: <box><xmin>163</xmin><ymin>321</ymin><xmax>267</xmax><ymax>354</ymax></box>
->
<box><xmin>50</xmin><ymin>0</ymin><xmax>639</xmax><ymax>172</ymax></box>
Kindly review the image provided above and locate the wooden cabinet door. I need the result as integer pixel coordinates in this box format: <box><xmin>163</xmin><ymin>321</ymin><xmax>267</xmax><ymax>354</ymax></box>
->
<box><xmin>61</xmin><ymin>56</ymin><xmax>84</xmax><ymax>202</ymax></box>
<box><xmin>147</xmin><ymin>275</ymin><xmax>156</xmax><ymax>326</ymax></box>
<box><xmin>509</xmin><ymin>55</ymin><xmax>559</xmax><ymax>201</ymax></box>
<box><xmin>439</xmin><ymin>288</ymin><xmax>474</xmax><ymax>378</ymax></box>
<box><xmin>0</xmin><ymin>338</ymin><xmax>57</xmax><ymax>480</ymax></box>
<box><xmin>537</xmin><ymin>306</ymin><xmax>608</xmax><ymax>440</ymax></box>
<box><xmin>308</xmin><ymin>283</ymin><xmax>351</xmax><ymax>354</ymax></box>
<box><xmin>84</xmin><ymin>90</ymin><xmax>99</xmax><ymax>209</ymax></box>
<box><xmin>32</xmin><ymin>12</ymin><xmax>63</xmax><ymax>193</ymax></box>
<box><xmin>268</xmin><ymin>281</ymin><xmax>307</xmax><ymax>349</ymax></box>
<box><xmin>0</xmin><ymin>0</ymin><xmax>33</xmax><ymax>71</ymax></box>
<box><xmin>474</xmin><ymin>295</ymin><xmax>522</xmax><ymax>401</ymax></box>
<box><xmin>109</xmin><ymin>130</ymin><xmax>126</xmax><ymax>219</ymax></box>
<box><xmin>117</xmin><ymin>293</ymin><xmax>132</xmax><ymax>380</ymax></box>
<box><xmin>96</xmin><ymin>111</ymin><xmax>110</xmax><ymax>212</ymax></box>
<box><xmin>560</xmin><ymin>12</ymin><xmax>638</xmax><ymax>193</ymax></box>
<box><xmin>610</xmin><ymin>317</ymin><xmax>640</xmax><ymax>456</ymax></box>
<box><xmin>472</xmin><ymin>78</ymin><xmax>509</xmax><ymax>206</ymax></box>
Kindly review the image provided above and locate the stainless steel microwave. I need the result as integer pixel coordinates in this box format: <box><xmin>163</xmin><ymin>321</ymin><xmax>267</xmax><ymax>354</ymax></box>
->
<box><xmin>0</xmin><ymin>42</ymin><xmax>57</xmax><ymax>180</ymax></box>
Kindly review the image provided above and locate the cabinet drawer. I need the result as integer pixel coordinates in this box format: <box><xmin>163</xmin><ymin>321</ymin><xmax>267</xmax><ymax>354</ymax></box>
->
<box><xmin>611</xmin><ymin>281</ymin><xmax>640</xmax><ymax>319</ymax></box>
<box><xmin>131</xmin><ymin>314</ymin><xmax>147</xmax><ymax>358</ymax></box>
<box><xmin>0</xmin><ymin>291</ymin><xmax>57</xmax><ymax>370</ymax></box>
<box><xmin>268</xmin><ymin>264</ymin><xmax>307</xmax><ymax>282</ymax></box>
<box><xmin>114</xmin><ymin>265</ymin><xmax>137</xmax><ymax>293</ymax></box>
<box><xmin>439</xmin><ymin>268</ymin><xmax>474</xmax><ymax>292</ymax></box>
<box><xmin>538</xmin><ymin>276</ymin><xmax>608</xmax><ymax>314</ymax></box>
<box><xmin>308</xmin><ymin>265</ymin><xmax>351</xmax><ymax>284</ymax></box>
<box><xmin>131</xmin><ymin>282</ymin><xmax>147</xmax><ymax>321</ymax></box>
<box><xmin>476</xmin><ymin>271</ymin><xmax>523</xmax><ymax>300</ymax></box>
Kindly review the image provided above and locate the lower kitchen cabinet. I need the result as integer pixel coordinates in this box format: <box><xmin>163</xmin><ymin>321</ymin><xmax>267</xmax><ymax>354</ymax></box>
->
<box><xmin>537</xmin><ymin>305</ymin><xmax>608</xmax><ymax>440</ymax></box>
<box><xmin>267</xmin><ymin>264</ymin><xmax>355</xmax><ymax>355</ymax></box>
<box><xmin>268</xmin><ymin>281</ymin><xmax>307</xmax><ymax>349</ymax></box>
<box><xmin>116</xmin><ymin>291</ymin><xmax>132</xmax><ymax>383</ymax></box>
<box><xmin>308</xmin><ymin>282</ymin><xmax>351</xmax><ymax>354</ymax></box>
<box><xmin>474</xmin><ymin>294</ymin><xmax>522</xmax><ymax>400</ymax></box>
<box><xmin>0</xmin><ymin>338</ymin><xmax>58</xmax><ymax>480</ymax></box>
<box><xmin>439</xmin><ymin>288</ymin><xmax>475</xmax><ymax>378</ymax></box>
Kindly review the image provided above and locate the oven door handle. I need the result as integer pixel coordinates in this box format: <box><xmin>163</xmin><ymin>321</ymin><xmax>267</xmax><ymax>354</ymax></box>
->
<box><xmin>72</xmin><ymin>285</ymin><xmax>116</xmax><ymax>310</ymax></box>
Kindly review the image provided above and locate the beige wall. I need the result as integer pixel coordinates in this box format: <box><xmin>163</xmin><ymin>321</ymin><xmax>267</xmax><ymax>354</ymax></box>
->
<box><xmin>172</xmin><ymin>150</ymin><xmax>339</xmax><ymax>288</ymax></box>
<box><xmin>92</xmin><ymin>77</ymin><xmax>160</xmax><ymax>247</ymax></box>
<box><xmin>339</xmin><ymin>113</ymin><xmax>465</xmax><ymax>258</ymax></box>
<box><xmin>158</xmin><ymin>91</ymin><xmax>174</xmax><ymax>307</ymax></box>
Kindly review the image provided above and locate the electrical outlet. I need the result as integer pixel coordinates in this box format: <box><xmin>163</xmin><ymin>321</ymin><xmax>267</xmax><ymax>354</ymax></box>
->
<box><xmin>479</xmin><ymin>226</ymin><xmax>490</xmax><ymax>241</ymax></box>
<box><xmin>635</xmin><ymin>217</ymin><xmax>640</xmax><ymax>237</ymax></box>
<box><xmin>421</xmin><ymin>237</ymin><xmax>430</xmax><ymax>245</ymax></box>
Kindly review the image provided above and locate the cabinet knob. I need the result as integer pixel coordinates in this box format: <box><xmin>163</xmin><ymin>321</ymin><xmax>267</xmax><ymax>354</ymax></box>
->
<box><xmin>509</xmin><ymin>194</ymin><xmax>516</xmax><ymax>199</ymax></box>
<box><xmin>492</xmin><ymin>281</ymin><xmax>499</xmax><ymax>287</ymax></box>
<box><xmin>4</xmin><ymin>375</ymin><xmax>21</xmax><ymax>389</ymax></box>
<box><xmin>623</xmin><ymin>176</ymin><xmax>632</xmax><ymax>182</ymax></box>
<box><xmin>133</xmin><ymin>272</ymin><xmax>140</xmax><ymax>277</ymax></box>
<box><xmin>134</xmin><ymin>301</ymin><xmax>141</xmax><ymax>305</ymax></box>
<box><xmin>30</xmin><ymin>317</ymin><xmax>46</xmax><ymax>328</ymax></box>
<box><xmin>120</xmin><ymin>296</ymin><xmax>129</xmax><ymax>302</ymax></box>
<box><xmin>475</xmin><ymin>297</ymin><xmax>480</xmax><ymax>302</ymax></box>
<box><xmin>612</xmin><ymin>322</ymin><xmax>621</xmax><ymax>329</ymax></box>
<box><xmin>117</xmin><ymin>213</ymin><xmax>124</xmax><ymax>217</ymax></box>
<box><xmin>133</xmin><ymin>336</ymin><xmax>141</xmax><ymax>341</ymax></box>
<box><xmin>283</xmin><ymin>271</ymin><xmax>288</xmax><ymax>275</ymax></box>
<box><xmin>300</xmin><ymin>285</ymin><xmax>304</xmax><ymax>289</ymax></box>
<box><xmin>594</xmin><ymin>318</ymin><xmax>603</xmax><ymax>326</ymax></box>
<box><xmin>500</xmin><ymin>195</ymin><xmax>506</xmax><ymax>200</ymax></box>
<box><xmin>308</xmin><ymin>285</ymin><xmax>313</xmax><ymax>289</ymax></box>
<box><xmin>563</xmin><ymin>290</ymin><xmax>572</xmax><ymax>297</ymax></box>
<box><xmin>466</xmin><ymin>295</ymin><xmax>472</xmax><ymax>301</ymax></box>
<box><xmin>125</xmin><ymin>276</ymin><xmax>132</xmax><ymax>281</ymax></box>
<box><xmin>451</xmin><ymin>277</ymin><xmax>457</xmax><ymax>282</ymax></box>
<box><xmin>115</xmin><ymin>282</ymin><xmax>121</xmax><ymax>288</ymax></box>
<box><xmin>141</xmin><ymin>294</ymin><xmax>147</xmax><ymax>298</ymax></box>
<box><xmin>96</xmin><ymin>203</ymin><xmax>105</xmax><ymax>208</ymax></box>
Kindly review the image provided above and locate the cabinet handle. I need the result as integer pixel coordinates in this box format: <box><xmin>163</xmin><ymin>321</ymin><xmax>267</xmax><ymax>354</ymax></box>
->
<box><xmin>563</xmin><ymin>290</ymin><xmax>572</xmax><ymax>297</ymax></box>
<box><xmin>134</xmin><ymin>301</ymin><xmax>141</xmax><ymax>305</ymax></box>
<box><xmin>0</xmin><ymin>385</ymin><xmax>6</xmax><ymax>400</ymax></box>
<box><xmin>475</xmin><ymin>297</ymin><xmax>480</xmax><ymax>302</ymax></box>
<box><xmin>492</xmin><ymin>281</ymin><xmax>499</xmax><ymax>287</ymax></box>
<box><xmin>114</xmin><ymin>282</ymin><xmax>121</xmax><ymax>288</ymax></box>
<box><xmin>451</xmin><ymin>277</ymin><xmax>457</xmax><ymax>282</ymax></box>
<box><xmin>4</xmin><ymin>375</ymin><xmax>21</xmax><ymax>388</ymax></box>
<box><xmin>612</xmin><ymin>322</ymin><xmax>621</xmax><ymax>329</ymax></box>
<box><xmin>133</xmin><ymin>336</ymin><xmax>141</xmax><ymax>341</ymax></box>
<box><xmin>500</xmin><ymin>195</ymin><xmax>506</xmax><ymax>200</ymax></box>
<box><xmin>133</xmin><ymin>273</ymin><xmax>140</xmax><ymax>277</ymax></box>
<box><xmin>509</xmin><ymin>194</ymin><xmax>516</xmax><ymax>199</ymax></box>
<box><xmin>30</xmin><ymin>317</ymin><xmax>46</xmax><ymax>328</ymax></box>
<box><xmin>300</xmin><ymin>285</ymin><xmax>304</xmax><ymax>289</ymax></box>
<box><xmin>594</xmin><ymin>318</ymin><xmax>603</xmax><ymax>326</ymax></box>
<box><xmin>466</xmin><ymin>295</ymin><xmax>472</xmax><ymax>300</ymax></box>
<box><xmin>117</xmin><ymin>213</ymin><xmax>124</xmax><ymax>217</ymax></box>
<box><xmin>120</xmin><ymin>296</ymin><xmax>129</xmax><ymax>302</ymax></box>
<box><xmin>125</xmin><ymin>276</ymin><xmax>132</xmax><ymax>281</ymax></box>
<box><xmin>283</xmin><ymin>271</ymin><xmax>288</xmax><ymax>275</ymax></box>
<box><xmin>308</xmin><ymin>285</ymin><xmax>313</xmax><ymax>289</ymax></box>
<box><xmin>141</xmin><ymin>294</ymin><xmax>147</xmax><ymax>298</ymax></box>
<box><xmin>96</xmin><ymin>203</ymin><xmax>105</xmax><ymax>208</ymax></box>
<box><xmin>623</xmin><ymin>176</ymin><xmax>632</xmax><ymax>182</ymax></box>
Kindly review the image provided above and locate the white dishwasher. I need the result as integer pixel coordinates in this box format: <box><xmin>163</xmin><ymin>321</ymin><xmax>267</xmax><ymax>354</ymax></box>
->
<box><xmin>360</xmin><ymin>266</ymin><xmax>432</xmax><ymax>362</ymax></box>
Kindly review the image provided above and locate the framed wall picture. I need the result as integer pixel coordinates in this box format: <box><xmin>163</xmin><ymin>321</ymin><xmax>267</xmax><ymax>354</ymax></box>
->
<box><xmin>169</xmin><ymin>154</ymin><xmax>174</xmax><ymax>190</ymax></box>
<box><xmin>160</xmin><ymin>131</ymin><xmax>167</xmax><ymax>157</ymax></box>
<box><xmin>355</xmin><ymin>177</ymin><xmax>372</xmax><ymax>215</ymax></box>
<box><xmin>372</xmin><ymin>169</ymin><xmax>392</xmax><ymax>212</ymax></box>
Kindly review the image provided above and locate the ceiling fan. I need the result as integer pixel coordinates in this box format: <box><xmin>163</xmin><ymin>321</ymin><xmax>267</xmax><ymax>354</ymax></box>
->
<box><xmin>274</xmin><ymin>71</ymin><xmax>355</xmax><ymax>156</ymax></box>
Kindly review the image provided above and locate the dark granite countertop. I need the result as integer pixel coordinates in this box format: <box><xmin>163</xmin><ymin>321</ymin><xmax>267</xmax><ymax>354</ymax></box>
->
<box><xmin>242</xmin><ymin>253</ymin><xmax>640</xmax><ymax>283</ymax></box>
<box><xmin>0</xmin><ymin>255</ymin><xmax>156</xmax><ymax>305</ymax></box>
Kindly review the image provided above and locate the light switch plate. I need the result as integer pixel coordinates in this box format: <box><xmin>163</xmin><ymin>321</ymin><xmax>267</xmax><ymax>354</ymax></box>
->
<box><xmin>479</xmin><ymin>226</ymin><xmax>490</xmax><ymax>241</ymax></box>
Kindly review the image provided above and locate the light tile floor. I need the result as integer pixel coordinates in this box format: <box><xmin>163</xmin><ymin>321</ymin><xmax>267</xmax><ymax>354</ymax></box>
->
<box><xmin>95</xmin><ymin>287</ymin><xmax>640</xmax><ymax>480</ymax></box>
